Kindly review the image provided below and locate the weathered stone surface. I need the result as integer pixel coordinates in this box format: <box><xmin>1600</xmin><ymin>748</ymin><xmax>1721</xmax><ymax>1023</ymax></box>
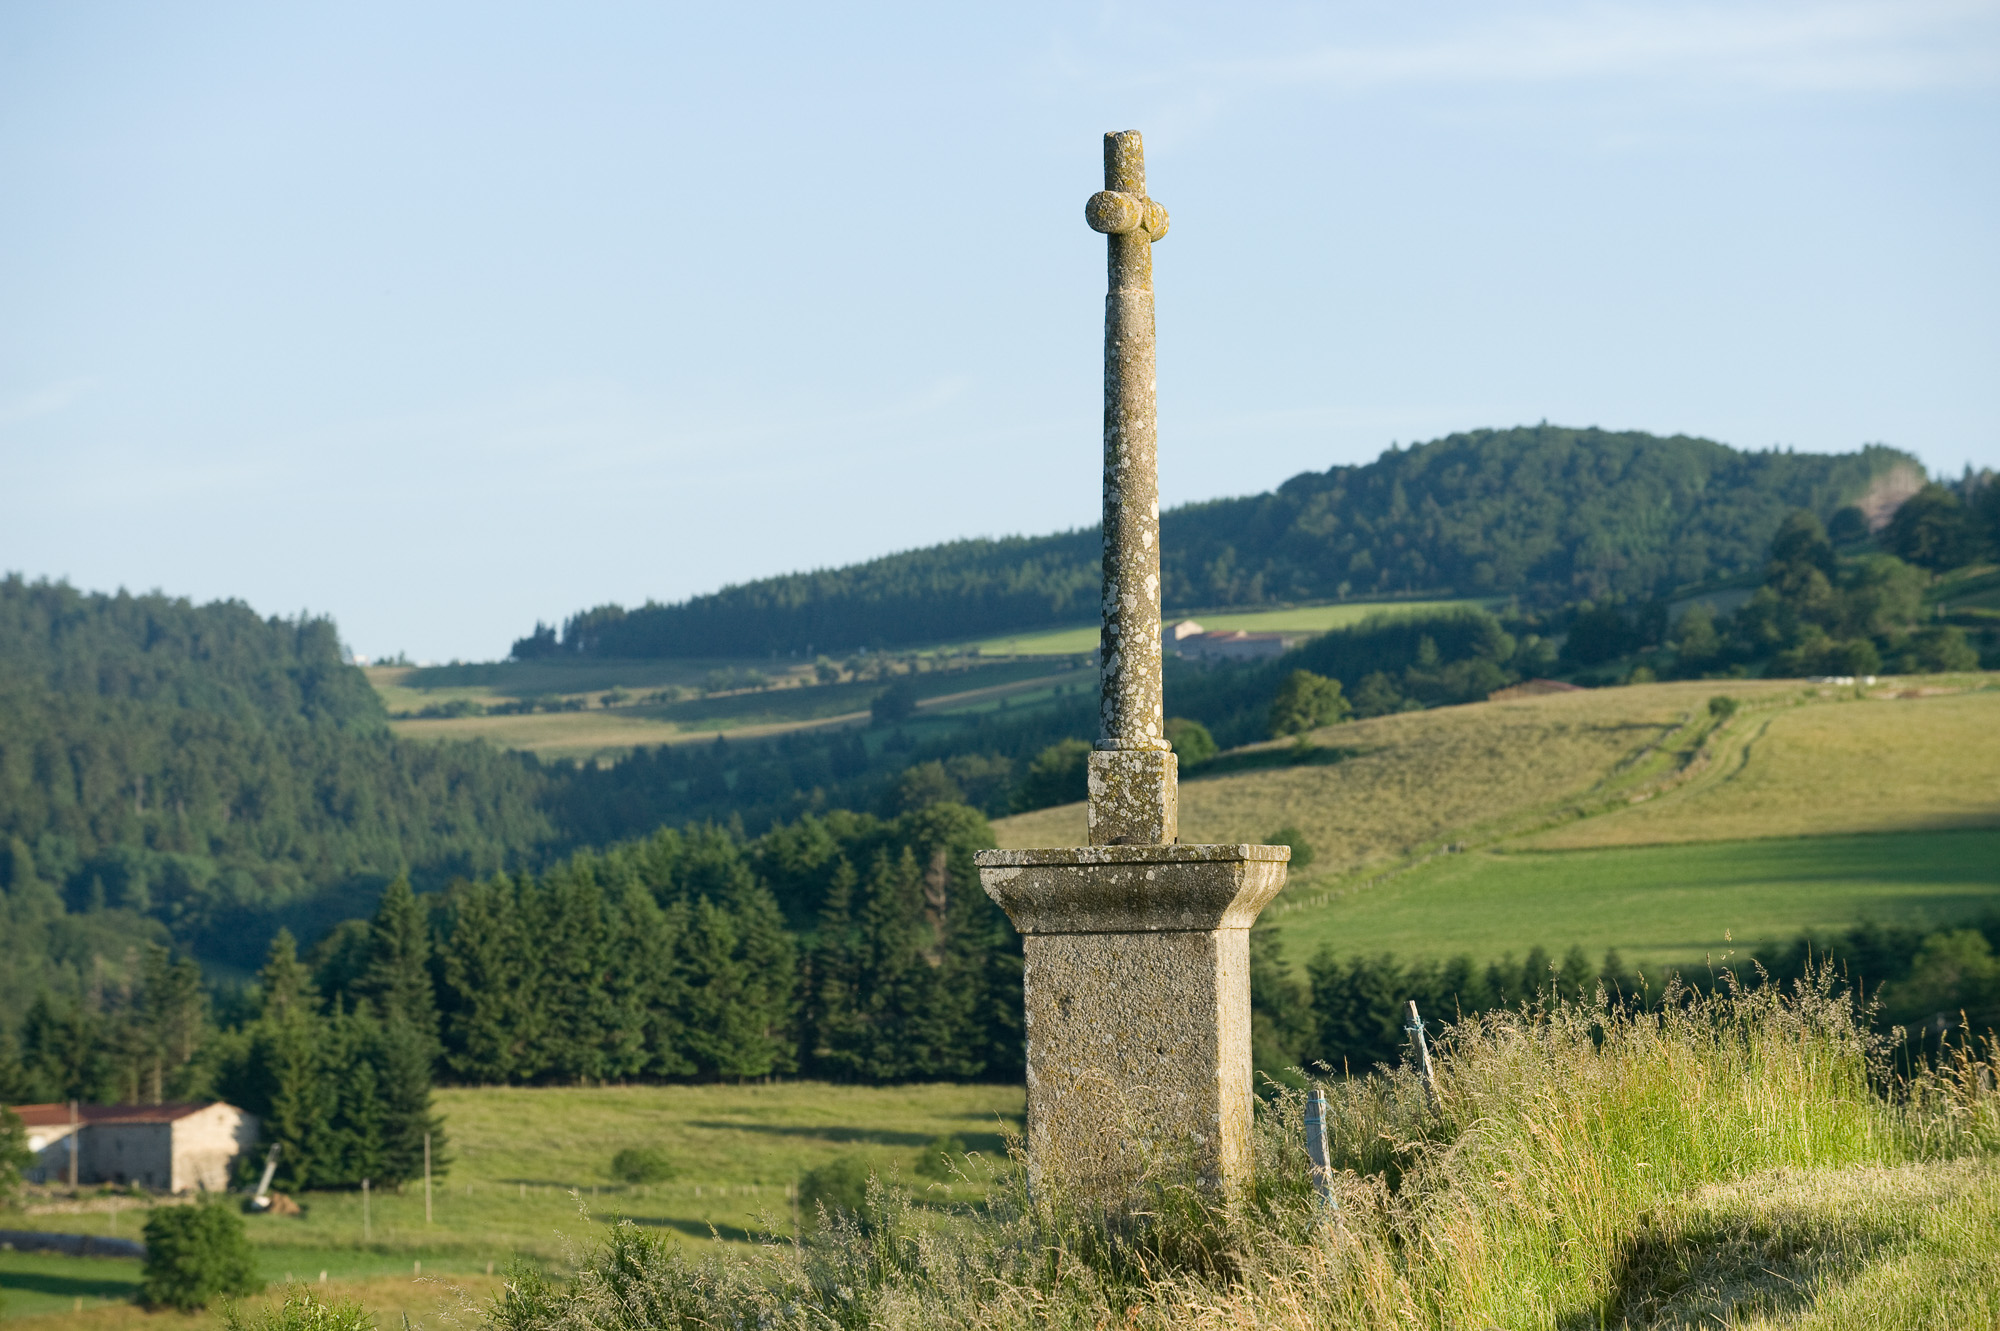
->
<box><xmin>977</xmin><ymin>845</ymin><xmax>1286</xmax><ymax>1189</ymax></box>
<box><xmin>1086</xmin><ymin>748</ymin><xmax>1178</xmax><ymax>845</ymax></box>
<box><xmin>980</xmin><ymin>843</ymin><xmax>1286</xmax><ymax>934</ymax></box>
<box><xmin>1095</xmin><ymin>130</ymin><xmax>1170</xmax><ymax>769</ymax></box>
<box><xmin>1021</xmin><ymin>928</ymin><xmax>1252</xmax><ymax>1191</ymax></box>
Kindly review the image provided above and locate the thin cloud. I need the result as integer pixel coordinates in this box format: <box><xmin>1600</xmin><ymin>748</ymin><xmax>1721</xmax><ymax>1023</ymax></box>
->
<box><xmin>1219</xmin><ymin>1</ymin><xmax>2000</xmax><ymax>94</ymax></box>
<box><xmin>0</xmin><ymin>376</ymin><xmax>94</xmax><ymax>430</ymax></box>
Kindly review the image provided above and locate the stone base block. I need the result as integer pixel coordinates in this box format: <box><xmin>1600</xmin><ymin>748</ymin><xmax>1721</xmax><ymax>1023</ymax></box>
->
<box><xmin>974</xmin><ymin>844</ymin><xmax>1288</xmax><ymax>1195</ymax></box>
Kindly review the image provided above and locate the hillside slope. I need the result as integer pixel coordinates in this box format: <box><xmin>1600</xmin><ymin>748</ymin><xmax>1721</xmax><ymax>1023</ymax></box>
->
<box><xmin>532</xmin><ymin>426</ymin><xmax>1919</xmax><ymax>657</ymax></box>
<box><xmin>991</xmin><ymin>676</ymin><xmax>2000</xmax><ymax>970</ymax></box>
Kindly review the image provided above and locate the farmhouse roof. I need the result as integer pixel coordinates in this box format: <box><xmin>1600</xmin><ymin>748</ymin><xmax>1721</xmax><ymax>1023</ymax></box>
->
<box><xmin>8</xmin><ymin>1102</ymin><xmax>225</xmax><ymax>1128</ymax></box>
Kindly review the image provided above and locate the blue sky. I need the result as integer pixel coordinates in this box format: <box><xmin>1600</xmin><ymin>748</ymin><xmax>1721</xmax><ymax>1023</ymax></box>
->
<box><xmin>3</xmin><ymin>1</ymin><xmax>1996</xmax><ymax>661</ymax></box>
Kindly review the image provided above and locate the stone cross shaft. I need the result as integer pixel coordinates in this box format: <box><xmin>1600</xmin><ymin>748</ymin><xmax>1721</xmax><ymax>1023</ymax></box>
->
<box><xmin>1085</xmin><ymin>130</ymin><xmax>1177</xmax><ymax>848</ymax></box>
<box><xmin>974</xmin><ymin>132</ymin><xmax>1288</xmax><ymax>1202</ymax></box>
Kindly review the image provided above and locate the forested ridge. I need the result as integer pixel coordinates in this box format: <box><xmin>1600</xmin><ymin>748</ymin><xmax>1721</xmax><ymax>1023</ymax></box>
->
<box><xmin>0</xmin><ymin>577</ymin><xmax>558</xmax><ymax>996</ymax></box>
<box><xmin>524</xmin><ymin>426</ymin><xmax>1919</xmax><ymax>658</ymax></box>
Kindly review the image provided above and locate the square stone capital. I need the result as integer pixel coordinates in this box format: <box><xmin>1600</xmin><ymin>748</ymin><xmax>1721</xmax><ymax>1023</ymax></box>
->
<box><xmin>974</xmin><ymin>843</ymin><xmax>1289</xmax><ymax>936</ymax></box>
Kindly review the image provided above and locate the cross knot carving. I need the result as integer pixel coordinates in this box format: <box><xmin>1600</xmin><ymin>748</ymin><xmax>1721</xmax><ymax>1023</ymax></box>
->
<box><xmin>1085</xmin><ymin>190</ymin><xmax>1169</xmax><ymax>242</ymax></box>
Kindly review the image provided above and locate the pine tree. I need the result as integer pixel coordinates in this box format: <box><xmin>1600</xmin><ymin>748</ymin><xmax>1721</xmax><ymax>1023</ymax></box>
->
<box><xmin>529</xmin><ymin>872</ymin><xmax>622</xmax><ymax>1083</ymax></box>
<box><xmin>218</xmin><ymin>930</ymin><xmax>335</xmax><ymax>1189</ymax></box>
<box><xmin>20</xmin><ymin>994</ymin><xmax>108</xmax><ymax>1103</ymax></box>
<box><xmin>0</xmin><ymin>1022</ymin><xmax>32</xmax><ymax>1102</ymax></box>
<box><xmin>2</xmin><ymin>836</ymin><xmax>63</xmax><ymax>926</ymax></box>
<box><xmin>437</xmin><ymin>875</ymin><xmax>540</xmax><ymax>1084</ymax></box>
<box><xmin>371</xmin><ymin>1011</ymin><xmax>446</xmax><ymax>1186</ymax></box>
<box><xmin>358</xmin><ymin>877</ymin><xmax>440</xmax><ymax>1067</ymax></box>
<box><xmin>253</xmin><ymin>1010</ymin><xmax>332</xmax><ymax>1191</ymax></box>
<box><xmin>855</xmin><ymin>847</ymin><xmax>938</xmax><ymax>1081</ymax></box>
<box><xmin>720</xmin><ymin>874</ymin><xmax>798</xmax><ymax>1079</ymax></box>
<box><xmin>257</xmin><ymin>931</ymin><xmax>318</xmax><ymax>1020</ymax></box>
<box><xmin>325</xmin><ymin>1007</ymin><xmax>384</xmax><ymax>1188</ymax></box>
<box><xmin>805</xmin><ymin>861</ymin><xmax>863</xmax><ymax>1078</ymax></box>
<box><xmin>609</xmin><ymin>879</ymin><xmax>693</xmax><ymax>1080</ymax></box>
<box><xmin>137</xmin><ymin>946</ymin><xmax>208</xmax><ymax>1103</ymax></box>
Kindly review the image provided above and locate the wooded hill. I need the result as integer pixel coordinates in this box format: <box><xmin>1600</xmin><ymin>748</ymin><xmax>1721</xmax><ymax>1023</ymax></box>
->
<box><xmin>522</xmin><ymin>426</ymin><xmax>1919</xmax><ymax>658</ymax></box>
<box><xmin>0</xmin><ymin>577</ymin><xmax>558</xmax><ymax>993</ymax></box>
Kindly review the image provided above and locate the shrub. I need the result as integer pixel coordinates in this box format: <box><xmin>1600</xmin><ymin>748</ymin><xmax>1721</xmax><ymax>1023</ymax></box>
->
<box><xmin>796</xmin><ymin>1154</ymin><xmax>871</xmax><ymax>1230</ymax></box>
<box><xmin>1265</xmin><ymin>826</ymin><xmax>1314</xmax><ymax>871</ymax></box>
<box><xmin>1010</xmin><ymin>738</ymin><xmax>1091</xmax><ymax>813</ymax></box>
<box><xmin>1163</xmin><ymin>717</ymin><xmax>1218</xmax><ymax>766</ymax></box>
<box><xmin>870</xmin><ymin>678</ymin><xmax>918</xmax><ymax>725</ymax></box>
<box><xmin>915</xmin><ymin>1135</ymin><xmax>966</xmax><ymax>1181</ymax></box>
<box><xmin>1268</xmin><ymin>669</ymin><xmax>1351</xmax><ymax>738</ymax></box>
<box><xmin>610</xmin><ymin>1146</ymin><xmax>677</xmax><ymax>1184</ymax></box>
<box><xmin>1349</xmin><ymin>670</ymin><xmax>1407</xmax><ymax>717</ymax></box>
<box><xmin>141</xmin><ymin>1202</ymin><xmax>262</xmax><ymax>1310</ymax></box>
<box><xmin>1911</xmin><ymin>625</ymin><xmax>1979</xmax><ymax>672</ymax></box>
<box><xmin>1707</xmin><ymin>693</ymin><xmax>1739</xmax><ymax>719</ymax></box>
<box><xmin>0</xmin><ymin>1108</ymin><xmax>30</xmax><ymax>1207</ymax></box>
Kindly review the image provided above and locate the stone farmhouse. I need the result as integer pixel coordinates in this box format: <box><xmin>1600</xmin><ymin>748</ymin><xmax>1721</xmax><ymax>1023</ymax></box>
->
<box><xmin>1161</xmin><ymin>619</ymin><xmax>1294</xmax><ymax>663</ymax></box>
<box><xmin>10</xmin><ymin>1101</ymin><xmax>257</xmax><ymax>1193</ymax></box>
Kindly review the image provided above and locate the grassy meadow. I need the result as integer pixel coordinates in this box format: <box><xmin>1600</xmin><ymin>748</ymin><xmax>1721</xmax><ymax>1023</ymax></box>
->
<box><xmin>0</xmin><ymin>1082</ymin><xmax>1023</xmax><ymax>1322</ymax></box>
<box><xmin>0</xmin><ymin>1250</ymin><xmax>501</xmax><ymax>1328</ymax></box>
<box><xmin>994</xmin><ymin>675</ymin><xmax>2000</xmax><ymax>973</ymax></box>
<box><xmin>471</xmin><ymin>982</ymin><xmax>2000</xmax><ymax>1330</ymax></box>
<box><xmin>1272</xmin><ymin>828</ymin><xmax>2000</xmax><ymax>974</ymax></box>
<box><xmin>372</xmin><ymin>657</ymin><xmax>1078</xmax><ymax>761</ymax></box>
<box><xmin>964</xmin><ymin>598</ymin><xmax>1483</xmax><ymax>657</ymax></box>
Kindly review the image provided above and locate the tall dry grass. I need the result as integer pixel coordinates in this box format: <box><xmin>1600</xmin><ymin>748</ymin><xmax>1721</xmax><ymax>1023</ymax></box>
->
<box><xmin>483</xmin><ymin>974</ymin><xmax>2000</xmax><ymax>1331</ymax></box>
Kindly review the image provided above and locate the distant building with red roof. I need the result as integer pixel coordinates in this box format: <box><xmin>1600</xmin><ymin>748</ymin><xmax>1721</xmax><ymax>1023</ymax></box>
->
<box><xmin>1161</xmin><ymin>620</ymin><xmax>1296</xmax><ymax>664</ymax></box>
<box><xmin>9</xmin><ymin>1101</ymin><xmax>257</xmax><ymax>1193</ymax></box>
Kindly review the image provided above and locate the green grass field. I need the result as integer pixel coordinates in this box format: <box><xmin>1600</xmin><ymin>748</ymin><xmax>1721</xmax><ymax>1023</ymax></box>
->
<box><xmin>1267</xmin><ymin>828</ymin><xmax>2000</xmax><ymax>973</ymax></box>
<box><xmin>373</xmin><ymin>657</ymin><xmax>1077</xmax><ymax>760</ymax></box>
<box><xmin>0</xmin><ymin>1250</ymin><xmax>141</xmax><ymax>1322</ymax></box>
<box><xmin>965</xmin><ymin>598</ymin><xmax>1483</xmax><ymax>657</ymax></box>
<box><xmin>0</xmin><ymin>1246</ymin><xmax>497</xmax><ymax>1324</ymax></box>
<box><xmin>1</xmin><ymin>1082</ymin><xmax>1023</xmax><ymax>1293</ymax></box>
<box><xmin>995</xmin><ymin>676</ymin><xmax>2000</xmax><ymax>974</ymax></box>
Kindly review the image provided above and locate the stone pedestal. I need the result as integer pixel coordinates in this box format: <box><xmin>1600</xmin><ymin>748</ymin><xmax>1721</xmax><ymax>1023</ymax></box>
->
<box><xmin>975</xmin><ymin>844</ymin><xmax>1288</xmax><ymax>1192</ymax></box>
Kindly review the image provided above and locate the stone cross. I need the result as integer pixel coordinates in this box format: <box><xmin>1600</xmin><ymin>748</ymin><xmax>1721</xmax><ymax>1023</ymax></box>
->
<box><xmin>1085</xmin><ymin>130</ymin><xmax>1176</xmax><ymax>848</ymax></box>
<box><xmin>975</xmin><ymin>132</ymin><xmax>1288</xmax><ymax>1198</ymax></box>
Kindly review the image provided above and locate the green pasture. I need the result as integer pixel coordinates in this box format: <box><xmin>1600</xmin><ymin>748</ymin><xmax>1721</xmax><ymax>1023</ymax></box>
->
<box><xmin>1266</xmin><ymin>827</ymin><xmax>2000</xmax><ymax>975</ymax></box>
<box><xmin>377</xmin><ymin>656</ymin><xmax>1077</xmax><ymax>760</ymax></box>
<box><xmin>965</xmin><ymin>598</ymin><xmax>1485</xmax><ymax>657</ymax></box>
<box><xmin>3</xmin><ymin>1083</ymin><xmax>1023</xmax><ymax>1275</ymax></box>
<box><xmin>0</xmin><ymin>1250</ymin><xmax>140</xmax><ymax>1321</ymax></box>
<box><xmin>0</xmin><ymin>1244</ymin><xmax>497</xmax><ymax>1323</ymax></box>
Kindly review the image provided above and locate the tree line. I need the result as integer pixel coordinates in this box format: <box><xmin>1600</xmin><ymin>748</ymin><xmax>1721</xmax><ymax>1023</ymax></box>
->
<box><xmin>1558</xmin><ymin>506</ymin><xmax>1991</xmax><ymax>681</ymax></box>
<box><xmin>2</xmin><ymin>804</ymin><xmax>1022</xmax><ymax>1190</ymax></box>
<box><xmin>1251</xmin><ymin>910</ymin><xmax>2000</xmax><ymax>1083</ymax></box>
<box><xmin>517</xmin><ymin>427</ymin><xmax>1922</xmax><ymax>658</ymax></box>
